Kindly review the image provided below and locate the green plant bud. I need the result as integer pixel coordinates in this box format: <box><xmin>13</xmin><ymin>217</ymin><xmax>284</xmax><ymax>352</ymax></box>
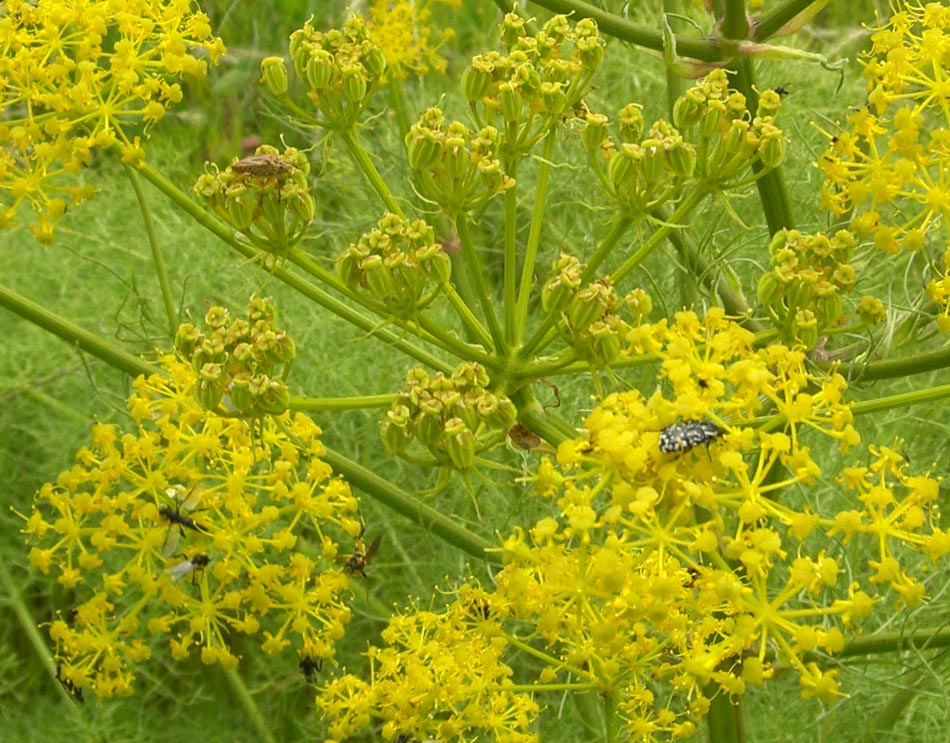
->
<box><xmin>260</xmin><ymin>56</ymin><xmax>289</xmax><ymax>96</ymax></box>
<box><xmin>606</xmin><ymin>143</ymin><xmax>640</xmax><ymax>188</ymax></box>
<box><xmin>664</xmin><ymin>139</ymin><xmax>695</xmax><ymax>177</ymax></box>
<box><xmin>289</xmin><ymin>190</ymin><xmax>316</xmax><ymax>226</ymax></box>
<box><xmin>540</xmin><ymin>81</ymin><xmax>567</xmax><ymax>118</ymax></box>
<box><xmin>270</xmin><ymin>333</ymin><xmax>296</xmax><ymax>366</ymax></box>
<box><xmin>174</xmin><ymin>322</ymin><xmax>200</xmax><ymax>357</ymax></box>
<box><xmin>574</xmin><ymin>20</ymin><xmax>604</xmax><ymax>68</ymax></box>
<box><xmin>195</xmin><ymin>377</ymin><xmax>224</xmax><ymax>412</ymax></box>
<box><xmin>336</xmin><ymin>250</ymin><xmax>363</xmax><ymax>289</ymax></box>
<box><xmin>229</xmin><ymin>375</ymin><xmax>253</xmax><ymax>413</ymax></box>
<box><xmin>225</xmin><ymin>193</ymin><xmax>255</xmax><ymax>230</ymax></box>
<box><xmin>305</xmin><ymin>51</ymin><xmax>334</xmax><ymax>91</ymax></box>
<box><xmin>768</xmin><ymin>229</ymin><xmax>790</xmax><ymax>255</ymax></box>
<box><xmin>793</xmin><ymin>309</ymin><xmax>818</xmax><ymax>350</ymax></box>
<box><xmin>699</xmin><ymin>102</ymin><xmax>725</xmax><ymax>139</ymax></box>
<box><xmin>817</xmin><ymin>294</ymin><xmax>843</xmax><ymax>330</ymax></box>
<box><xmin>641</xmin><ymin>140</ymin><xmax>665</xmax><ymax>184</ymax></box>
<box><xmin>623</xmin><ymin>289</ymin><xmax>652</xmax><ymax>320</ymax></box>
<box><xmin>582</xmin><ymin>113</ymin><xmax>609</xmax><ymax>153</ymax></box>
<box><xmin>462</xmin><ymin>63</ymin><xmax>493</xmax><ymax>103</ymax></box>
<box><xmin>381</xmin><ymin>412</ymin><xmax>413</xmax><ymax>455</ymax></box>
<box><xmin>856</xmin><ymin>295</ymin><xmax>887</xmax><ymax>325</ymax></box>
<box><xmin>492</xmin><ymin>397</ymin><xmax>518</xmax><ymax>429</ymax></box>
<box><xmin>567</xmin><ymin>287</ymin><xmax>610</xmax><ymax>333</ymax></box>
<box><xmin>443</xmin><ymin>141</ymin><xmax>470</xmax><ymax>181</ymax></box>
<box><xmin>445</xmin><ymin>427</ymin><xmax>476</xmax><ymax>471</ymax></box>
<box><xmin>500</xmin><ymin>84</ymin><xmax>522</xmax><ymax>123</ymax></box>
<box><xmin>673</xmin><ymin>88</ymin><xmax>706</xmax><ymax>131</ymax></box>
<box><xmin>362</xmin><ymin>45</ymin><xmax>387</xmax><ymax>78</ymax></box>
<box><xmin>756</xmin><ymin>272</ymin><xmax>781</xmax><ymax>309</ymax></box>
<box><xmin>406</xmin><ymin>126</ymin><xmax>443</xmax><ymax>171</ymax></box>
<box><xmin>757</xmin><ymin>89</ymin><xmax>782</xmax><ymax>118</ymax></box>
<box><xmin>618</xmin><ymin>103</ymin><xmax>644</xmax><ymax>142</ymax></box>
<box><xmin>427</xmin><ymin>242</ymin><xmax>454</xmax><ymax>279</ymax></box>
<box><xmin>289</xmin><ymin>28</ymin><xmax>308</xmax><ymax>73</ymax></box>
<box><xmin>500</xmin><ymin>12</ymin><xmax>527</xmax><ymax>50</ymax></box>
<box><xmin>587</xmin><ymin>321</ymin><xmax>622</xmax><ymax>365</ymax></box>
<box><xmin>759</xmin><ymin>130</ymin><xmax>787</xmax><ymax>169</ymax></box>
<box><xmin>343</xmin><ymin>67</ymin><xmax>367</xmax><ymax>104</ymax></box>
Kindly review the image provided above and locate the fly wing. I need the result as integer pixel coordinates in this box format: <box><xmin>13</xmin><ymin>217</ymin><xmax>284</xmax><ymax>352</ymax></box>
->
<box><xmin>161</xmin><ymin>523</ymin><xmax>181</xmax><ymax>558</ymax></box>
<box><xmin>181</xmin><ymin>486</ymin><xmax>204</xmax><ymax>512</ymax></box>
<box><xmin>168</xmin><ymin>558</ymin><xmax>195</xmax><ymax>582</ymax></box>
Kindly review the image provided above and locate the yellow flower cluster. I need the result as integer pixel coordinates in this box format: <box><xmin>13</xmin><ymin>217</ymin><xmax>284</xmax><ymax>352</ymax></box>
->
<box><xmin>364</xmin><ymin>0</ymin><xmax>461</xmax><ymax>80</ymax></box>
<box><xmin>0</xmin><ymin>0</ymin><xmax>225</xmax><ymax>243</ymax></box>
<box><xmin>24</xmin><ymin>354</ymin><xmax>362</xmax><ymax>698</ymax></box>
<box><xmin>318</xmin><ymin>310</ymin><xmax>947</xmax><ymax>741</ymax></box>
<box><xmin>818</xmin><ymin>2</ymin><xmax>950</xmax><ymax>257</ymax></box>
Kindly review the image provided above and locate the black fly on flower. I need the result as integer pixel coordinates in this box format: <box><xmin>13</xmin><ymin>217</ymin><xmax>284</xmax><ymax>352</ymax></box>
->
<box><xmin>167</xmin><ymin>553</ymin><xmax>210</xmax><ymax>583</ymax></box>
<box><xmin>159</xmin><ymin>485</ymin><xmax>206</xmax><ymax>557</ymax></box>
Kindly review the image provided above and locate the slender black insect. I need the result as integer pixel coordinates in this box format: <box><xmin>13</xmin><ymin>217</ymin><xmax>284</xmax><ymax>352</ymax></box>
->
<box><xmin>299</xmin><ymin>655</ymin><xmax>323</xmax><ymax>683</ymax></box>
<box><xmin>658</xmin><ymin>419</ymin><xmax>724</xmax><ymax>455</ymax></box>
<box><xmin>773</xmin><ymin>85</ymin><xmax>790</xmax><ymax>97</ymax></box>
<box><xmin>168</xmin><ymin>554</ymin><xmax>210</xmax><ymax>583</ymax></box>
<box><xmin>56</xmin><ymin>662</ymin><xmax>84</xmax><ymax>704</ymax></box>
<box><xmin>159</xmin><ymin>486</ymin><xmax>206</xmax><ymax>557</ymax></box>
<box><xmin>344</xmin><ymin>528</ymin><xmax>381</xmax><ymax>577</ymax></box>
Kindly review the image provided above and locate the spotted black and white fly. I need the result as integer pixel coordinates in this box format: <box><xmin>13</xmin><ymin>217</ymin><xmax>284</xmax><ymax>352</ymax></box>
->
<box><xmin>658</xmin><ymin>419</ymin><xmax>724</xmax><ymax>455</ymax></box>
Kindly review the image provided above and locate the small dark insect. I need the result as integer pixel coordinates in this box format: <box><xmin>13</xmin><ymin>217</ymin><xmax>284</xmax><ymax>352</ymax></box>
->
<box><xmin>230</xmin><ymin>153</ymin><xmax>294</xmax><ymax>178</ymax></box>
<box><xmin>344</xmin><ymin>531</ymin><xmax>381</xmax><ymax>577</ymax></box>
<box><xmin>168</xmin><ymin>553</ymin><xmax>210</xmax><ymax>583</ymax></box>
<box><xmin>56</xmin><ymin>663</ymin><xmax>84</xmax><ymax>704</ymax></box>
<box><xmin>299</xmin><ymin>656</ymin><xmax>323</xmax><ymax>683</ymax></box>
<box><xmin>773</xmin><ymin>85</ymin><xmax>790</xmax><ymax>97</ymax></box>
<box><xmin>159</xmin><ymin>486</ymin><xmax>206</xmax><ymax>557</ymax></box>
<box><xmin>467</xmin><ymin>600</ymin><xmax>492</xmax><ymax>620</ymax></box>
<box><xmin>658</xmin><ymin>419</ymin><xmax>724</xmax><ymax>455</ymax></box>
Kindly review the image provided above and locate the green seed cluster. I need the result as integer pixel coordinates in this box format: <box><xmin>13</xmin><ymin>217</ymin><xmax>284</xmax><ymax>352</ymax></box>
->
<box><xmin>175</xmin><ymin>297</ymin><xmax>295</xmax><ymax>416</ymax></box>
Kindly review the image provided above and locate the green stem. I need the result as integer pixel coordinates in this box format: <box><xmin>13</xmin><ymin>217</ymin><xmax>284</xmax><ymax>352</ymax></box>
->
<box><xmin>850</xmin><ymin>383</ymin><xmax>950</xmax><ymax>417</ymax></box>
<box><xmin>134</xmin><ymin>161</ymin><xmax>454</xmax><ymax>374</ymax></box>
<box><xmin>755</xmin><ymin>0</ymin><xmax>828</xmax><ymax>42</ymax></box>
<box><xmin>721</xmin><ymin>0</ymin><xmax>751</xmax><ymax>40</ymax></box>
<box><xmin>0</xmin><ymin>560</ymin><xmax>78</xmax><ymax>707</ymax></box>
<box><xmin>0</xmin><ymin>283</ymin><xmax>157</xmax><ymax>378</ymax></box>
<box><xmin>869</xmin><ymin>651</ymin><xmax>948</xmax><ymax>736</ymax></box>
<box><xmin>831</xmin><ymin>347</ymin><xmax>950</xmax><ymax>382</ymax></box>
<box><xmin>288</xmin><ymin>394</ymin><xmax>396</xmax><ymax>411</ymax></box>
<box><xmin>514</xmin><ymin>129</ymin><xmax>557</xmax><ymax>345</ymax></box>
<box><xmin>124</xmin><ymin>164</ymin><xmax>178</xmax><ymax>337</ymax></box>
<box><xmin>706</xmin><ymin>691</ymin><xmax>745</xmax><ymax>743</ymax></box>
<box><xmin>387</xmin><ymin>80</ymin><xmax>411</xmax><ymax>142</ymax></box>
<box><xmin>581</xmin><ymin>216</ymin><xmax>634</xmax><ymax>282</ymax></box>
<box><xmin>526</xmin><ymin>0</ymin><xmax>722</xmax><ymax>61</ymax></box>
<box><xmin>610</xmin><ymin>187</ymin><xmax>709</xmax><ymax>285</ymax></box>
<box><xmin>835</xmin><ymin>627</ymin><xmax>950</xmax><ymax>657</ymax></box>
<box><xmin>321</xmin><ymin>447</ymin><xmax>500</xmax><ymax>564</ymax></box>
<box><xmin>442</xmin><ymin>280</ymin><xmax>495</xmax><ymax>352</ymax></box>
<box><xmin>456</xmin><ymin>214</ymin><xmax>506</xmax><ymax>353</ymax></box>
<box><xmin>221</xmin><ymin>666</ymin><xmax>277</xmax><ymax>743</ymax></box>
<box><xmin>503</xmin><ymin>158</ymin><xmax>519</xmax><ymax>346</ymax></box>
<box><xmin>514</xmin><ymin>396</ymin><xmax>578</xmax><ymax>446</ymax></box>
<box><xmin>729</xmin><ymin>59</ymin><xmax>795</xmax><ymax>234</ymax></box>
<box><xmin>340</xmin><ymin>128</ymin><xmax>405</xmax><ymax>218</ymax></box>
